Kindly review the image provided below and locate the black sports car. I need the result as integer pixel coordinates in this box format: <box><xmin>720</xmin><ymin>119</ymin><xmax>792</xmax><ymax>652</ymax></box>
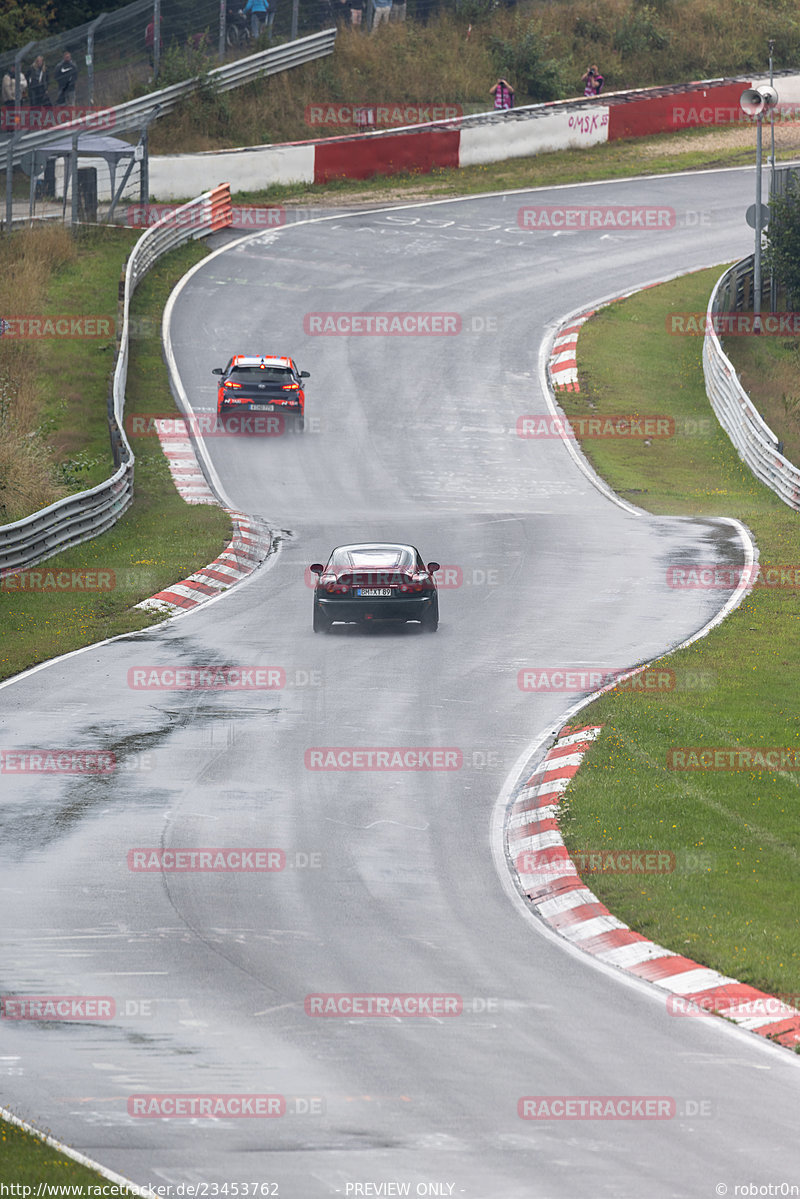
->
<box><xmin>310</xmin><ymin>543</ymin><xmax>440</xmax><ymax>633</ymax></box>
<box><xmin>212</xmin><ymin>355</ymin><xmax>309</xmax><ymax>425</ymax></box>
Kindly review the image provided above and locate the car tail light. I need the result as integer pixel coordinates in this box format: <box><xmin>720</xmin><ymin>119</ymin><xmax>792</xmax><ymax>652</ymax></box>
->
<box><xmin>322</xmin><ymin>573</ymin><xmax>350</xmax><ymax>594</ymax></box>
<box><xmin>282</xmin><ymin>383</ymin><xmax>299</xmax><ymax>390</ymax></box>
<box><xmin>225</xmin><ymin>381</ymin><xmax>242</xmax><ymax>389</ymax></box>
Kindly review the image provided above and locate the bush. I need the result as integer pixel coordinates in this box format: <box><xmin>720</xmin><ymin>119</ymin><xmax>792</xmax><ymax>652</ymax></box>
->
<box><xmin>766</xmin><ymin>177</ymin><xmax>800</xmax><ymax>308</ymax></box>
<box><xmin>489</xmin><ymin>19</ymin><xmax>567</xmax><ymax>102</ymax></box>
<box><xmin>613</xmin><ymin>5</ymin><xmax>670</xmax><ymax>59</ymax></box>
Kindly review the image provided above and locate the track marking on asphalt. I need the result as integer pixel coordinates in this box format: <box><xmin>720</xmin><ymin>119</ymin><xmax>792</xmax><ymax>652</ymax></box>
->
<box><xmin>323</xmin><ymin>817</ymin><xmax>430</xmax><ymax>831</ymax></box>
<box><xmin>0</xmin><ymin>177</ymin><xmax>785</xmax><ymax>1175</ymax></box>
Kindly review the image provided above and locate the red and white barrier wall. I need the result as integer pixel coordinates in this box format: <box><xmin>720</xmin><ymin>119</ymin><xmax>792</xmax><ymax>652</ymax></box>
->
<box><xmin>148</xmin><ymin>74</ymin><xmax>799</xmax><ymax>202</ymax></box>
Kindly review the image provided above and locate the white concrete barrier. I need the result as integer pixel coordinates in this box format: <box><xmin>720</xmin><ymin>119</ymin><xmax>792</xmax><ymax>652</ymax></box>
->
<box><xmin>459</xmin><ymin>106</ymin><xmax>609</xmax><ymax>167</ymax></box>
<box><xmin>149</xmin><ymin>141</ymin><xmax>315</xmax><ymax>201</ymax></box>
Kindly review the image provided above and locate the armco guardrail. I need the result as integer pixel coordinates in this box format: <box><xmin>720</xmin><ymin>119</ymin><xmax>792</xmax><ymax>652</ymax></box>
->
<box><xmin>7</xmin><ymin>29</ymin><xmax>336</xmax><ymax>167</ymax></box>
<box><xmin>0</xmin><ymin>183</ymin><xmax>232</xmax><ymax>576</ymax></box>
<box><xmin>703</xmin><ymin>255</ymin><xmax>800</xmax><ymax>511</ymax></box>
<box><xmin>148</xmin><ymin>73</ymin><xmax>771</xmax><ymax>198</ymax></box>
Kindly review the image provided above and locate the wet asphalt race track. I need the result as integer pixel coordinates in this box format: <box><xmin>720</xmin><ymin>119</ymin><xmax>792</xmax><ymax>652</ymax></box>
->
<box><xmin>2</xmin><ymin>169</ymin><xmax>800</xmax><ymax>1197</ymax></box>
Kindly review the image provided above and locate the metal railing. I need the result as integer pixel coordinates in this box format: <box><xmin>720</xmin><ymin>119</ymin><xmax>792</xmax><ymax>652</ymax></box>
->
<box><xmin>0</xmin><ymin>183</ymin><xmax>233</xmax><ymax>577</ymax></box>
<box><xmin>5</xmin><ymin>29</ymin><xmax>336</xmax><ymax>169</ymax></box>
<box><xmin>0</xmin><ymin>0</ymin><xmax>335</xmax><ymax>111</ymax></box>
<box><xmin>703</xmin><ymin>255</ymin><xmax>800</xmax><ymax>511</ymax></box>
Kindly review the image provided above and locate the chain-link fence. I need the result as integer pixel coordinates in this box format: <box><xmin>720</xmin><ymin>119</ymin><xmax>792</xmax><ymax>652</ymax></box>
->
<box><xmin>0</xmin><ymin>0</ymin><xmax>335</xmax><ymax>113</ymax></box>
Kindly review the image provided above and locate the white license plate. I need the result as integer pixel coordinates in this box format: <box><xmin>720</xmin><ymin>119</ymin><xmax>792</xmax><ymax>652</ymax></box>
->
<box><xmin>358</xmin><ymin>588</ymin><xmax>392</xmax><ymax>597</ymax></box>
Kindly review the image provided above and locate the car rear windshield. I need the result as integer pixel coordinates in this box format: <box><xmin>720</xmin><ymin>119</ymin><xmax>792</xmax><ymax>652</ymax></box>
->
<box><xmin>229</xmin><ymin>366</ymin><xmax>293</xmax><ymax>383</ymax></box>
<box><xmin>331</xmin><ymin>547</ymin><xmax>415</xmax><ymax>570</ymax></box>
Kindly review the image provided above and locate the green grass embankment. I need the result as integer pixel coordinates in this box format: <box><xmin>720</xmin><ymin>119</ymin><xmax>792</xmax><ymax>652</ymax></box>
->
<box><xmin>555</xmin><ymin>268</ymin><xmax>800</xmax><ymax>1001</ymax></box>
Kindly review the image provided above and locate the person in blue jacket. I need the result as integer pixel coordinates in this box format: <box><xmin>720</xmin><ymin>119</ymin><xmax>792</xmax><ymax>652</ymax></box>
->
<box><xmin>244</xmin><ymin>0</ymin><xmax>270</xmax><ymax>40</ymax></box>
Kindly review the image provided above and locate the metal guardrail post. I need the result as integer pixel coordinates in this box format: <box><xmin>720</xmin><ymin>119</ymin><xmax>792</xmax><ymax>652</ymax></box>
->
<box><xmin>153</xmin><ymin>0</ymin><xmax>161</xmax><ymax>84</ymax></box>
<box><xmin>70</xmin><ymin>133</ymin><xmax>79</xmax><ymax>225</ymax></box>
<box><xmin>5</xmin><ymin>132</ymin><xmax>15</xmax><ymax>229</ymax></box>
<box><xmin>87</xmin><ymin>14</ymin><xmax>108</xmax><ymax>106</ymax></box>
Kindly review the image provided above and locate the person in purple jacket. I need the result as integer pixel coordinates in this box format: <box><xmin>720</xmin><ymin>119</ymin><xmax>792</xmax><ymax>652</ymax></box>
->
<box><xmin>582</xmin><ymin>65</ymin><xmax>604</xmax><ymax>96</ymax></box>
<box><xmin>490</xmin><ymin>78</ymin><xmax>515</xmax><ymax>111</ymax></box>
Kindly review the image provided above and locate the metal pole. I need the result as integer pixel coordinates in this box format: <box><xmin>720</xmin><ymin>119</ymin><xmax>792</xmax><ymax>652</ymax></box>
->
<box><xmin>219</xmin><ymin>0</ymin><xmax>227</xmax><ymax>62</ymax></box>
<box><xmin>28</xmin><ymin>153</ymin><xmax>36</xmax><ymax>220</ymax></box>
<box><xmin>153</xmin><ymin>0</ymin><xmax>161</xmax><ymax>83</ymax></box>
<box><xmin>87</xmin><ymin>15</ymin><xmax>108</xmax><ymax>106</ymax></box>
<box><xmin>137</xmin><ymin>105</ymin><xmax>158</xmax><ymax>209</ymax></box>
<box><xmin>291</xmin><ymin>0</ymin><xmax>299</xmax><ymax>41</ymax></box>
<box><xmin>769</xmin><ymin>38</ymin><xmax>777</xmax><ymax>315</ymax></box>
<box><xmin>140</xmin><ymin>126</ymin><xmax>149</xmax><ymax>206</ymax></box>
<box><xmin>5</xmin><ymin>133</ymin><xmax>18</xmax><ymax>230</ymax></box>
<box><xmin>754</xmin><ymin>113</ymin><xmax>763</xmax><ymax>333</ymax></box>
<box><xmin>769</xmin><ymin>40</ymin><xmax>775</xmax><ymax>179</ymax></box>
<box><xmin>71</xmin><ymin>132</ymin><xmax>79</xmax><ymax>225</ymax></box>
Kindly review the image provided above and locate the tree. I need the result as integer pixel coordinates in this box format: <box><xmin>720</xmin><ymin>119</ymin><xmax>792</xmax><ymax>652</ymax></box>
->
<box><xmin>765</xmin><ymin>175</ymin><xmax>800</xmax><ymax>309</ymax></box>
<box><xmin>0</xmin><ymin>1</ymin><xmax>54</xmax><ymax>51</ymax></box>
<box><xmin>49</xmin><ymin>0</ymin><xmax>128</xmax><ymax>32</ymax></box>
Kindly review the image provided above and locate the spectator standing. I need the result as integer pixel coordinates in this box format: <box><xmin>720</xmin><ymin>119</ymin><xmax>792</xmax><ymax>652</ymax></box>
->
<box><xmin>371</xmin><ymin>0</ymin><xmax>392</xmax><ymax>32</ymax></box>
<box><xmin>581</xmin><ymin>65</ymin><xmax>604</xmax><ymax>96</ymax></box>
<box><xmin>350</xmin><ymin>0</ymin><xmax>366</xmax><ymax>27</ymax></box>
<box><xmin>490</xmin><ymin>78</ymin><xmax>514</xmax><ymax>110</ymax></box>
<box><xmin>390</xmin><ymin>0</ymin><xmax>406</xmax><ymax>21</ymax></box>
<box><xmin>244</xmin><ymin>0</ymin><xmax>270</xmax><ymax>41</ymax></box>
<box><xmin>27</xmin><ymin>56</ymin><xmax>50</xmax><ymax>106</ymax></box>
<box><xmin>2</xmin><ymin>67</ymin><xmax>26</xmax><ymax>107</ymax></box>
<box><xmin>54</xmin><ymin>51</ymin><xmax>78</xmax><ymax>105</ymax></box>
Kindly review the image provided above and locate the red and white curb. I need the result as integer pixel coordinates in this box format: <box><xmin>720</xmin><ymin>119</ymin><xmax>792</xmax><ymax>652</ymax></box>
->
<box><xmin>159</xmin><ymin>426</ymin><xmax>217</xmax><ymax>504</ymax></box>
<box><xmin>135</xmin><ymin>422</ymin><xmax>271</xmax><ymax>615</ymax></box>
<box><xmin>507</xmin><ymin>724</ymin><xmax>800</xmax><ymax>1051</ymax></box>
<box><xmin>548</xmin><ymin>312</ymin><xmax>593</xmax><ymax>392</ymax></box>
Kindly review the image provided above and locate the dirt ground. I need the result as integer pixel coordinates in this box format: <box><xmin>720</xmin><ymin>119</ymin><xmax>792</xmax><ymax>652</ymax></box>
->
<box><xmin>640</xmin><ymin>117</ymin><xmax>800</xmax><ymax>158</ymax></box>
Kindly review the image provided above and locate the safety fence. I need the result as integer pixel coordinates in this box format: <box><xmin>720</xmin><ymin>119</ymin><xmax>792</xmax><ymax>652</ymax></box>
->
<box><xmin>0</xmin><ymin>0</ymin><xmax>335</xmax><ymax>111</ymax></box>
<box><xmin>5</xmin><ymin>28</ymin><xmax>337</xmax><ymax>172</ymax></box>
<box><xmin>0</xmin><ymin>183</ymin><xmax>233</xmax><ymax>576</ymax></box>
<box><xmin>703</xmin><ymin>255</ymin><xmax>800</xmax><ymax>512</ymax></box>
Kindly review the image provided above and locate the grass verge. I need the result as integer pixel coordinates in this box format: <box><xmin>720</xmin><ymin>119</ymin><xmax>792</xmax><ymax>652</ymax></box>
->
<box><xmin>0</xmin><ymin>226</ymin><xmax>81</xmax><ymax>522</ymax></box>
<box><xmin>554</xmin><ymin>267</ymin><xmax>800</xmax><ymax>1001</ymax></box>
<box><xmin>0</xmin><ymin>235</ymin><xmax>232</xmax><ymax>683</ymax></box>
<box><xmin>0</xmin><ymin>1116</ymin><xmax>137</xmax><ymax>1192</ymax></box>
<box><xmin>36</xmin><ymin>228</ymin><xmax>137</xmax><ymax>495</ymax></box>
